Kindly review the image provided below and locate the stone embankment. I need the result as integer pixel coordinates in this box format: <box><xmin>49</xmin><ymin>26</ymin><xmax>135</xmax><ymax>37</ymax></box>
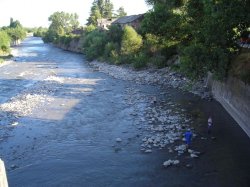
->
<box><xmin>55</xmin><ymin>40</ymin><xmax>82</xmax><ymax>53</ymax></box>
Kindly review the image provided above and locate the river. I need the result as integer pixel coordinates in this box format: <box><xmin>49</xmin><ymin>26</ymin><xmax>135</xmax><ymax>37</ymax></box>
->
<box><xmin>0</xmin><ymin>37</ymin><xmax>249</xmax><ymax>187</ymax></box>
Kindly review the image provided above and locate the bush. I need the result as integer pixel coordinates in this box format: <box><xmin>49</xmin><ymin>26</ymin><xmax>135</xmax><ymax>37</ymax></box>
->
<box><xmin>144</xmin><ymin>34</ymin><xmax>162</xmax><ymax>57</ymax></box>
<box><xmin>133</xmin><ymin>52</ymin><xmax>148</xmax><ymax>69</ymax></box>
<box><xmin>82</xmin><ymin>29</ymin><xmax>108</xmax><ymax>60</ymax></box>
<box><xmin>107</xmin><ymin>25</ymin><xmax>123</xmax><ymax>44</ymax></box>
<box><xmin>150</xmin><ymin>54</ymin><xmax>166</xmax><ymax>68</ymax></box>
<box><xmin>110</xmin><ymin>49</ymin><xmax>120</xmax><ymax>64</ymax></box>
<box><xmin>85</xmin><ymin>24</ymin><xmax>96</xmax><ymax>33</ymax></box>
<box><xmin>121</xmin><ymin>26</ymin><xmax>143</xmax><ymax>56</ymax></box>
<box><xmin>43</xmin><ymin>30</ymin><xmax>58</xmax><ymax>43</ymax></box>
<box><xmin>104</xmin><ymin>42</ymin><xmax>119</xmax><ymax>60</ymax></box>
<box><xmin>33</xmin><ymin>27</ymin><xmax>47</xmax><ymax>37</ymax></box>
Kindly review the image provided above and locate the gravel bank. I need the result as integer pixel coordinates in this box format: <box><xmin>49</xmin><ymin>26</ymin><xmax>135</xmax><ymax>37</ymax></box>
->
<box><xmin>90</xmin><ymin>60</ymin><xmax>212</xmax><ymax>99</ymax></box>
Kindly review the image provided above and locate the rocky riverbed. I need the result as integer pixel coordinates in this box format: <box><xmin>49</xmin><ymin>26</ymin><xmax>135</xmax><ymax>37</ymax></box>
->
<box><xmin>90</xmin><ymin>60</ymin><xmax>212</xmax><ymax>99</ymax></box>
<box><xmin>89</xmin><ymin>60</ymin><xmax>212</xmax><ymax>165</ymax></box>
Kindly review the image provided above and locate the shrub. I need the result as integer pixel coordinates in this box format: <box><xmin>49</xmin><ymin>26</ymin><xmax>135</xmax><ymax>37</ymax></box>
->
<box><xmin>82</xmin><ymin>29</ymin><xmax>108</xmax><ymax>60</ymax></box>
<box><xmin>107</xmin><ymin>25</ymin><xmax>123</xmax><ymax>44</ymax></box>
<box><xmin>144</xmin><ymin>34</ymin><xmax>161</xmax><ymax>57</ymax></box>
<box><xmin>85</xmin><ymin>24</ymin><xmax>96</xmax><ymax>33</ymax></box>
<box><xmin>133</xmin><ymin>52</ymin><xmax>148</xmax><ymax>69</ymax></box>
<box><xmin>104</xmin><ymin>42</ymin><xmax>119</xmax><ymax>60</ymax></box>
<box><xmin>110</xmin><ymin>49</ymin><xmax>120</xmax><ymax>64</ymax></box>
<box><xmin>150</xmin><ymin>54</ymin><xmax>166</xmax><ymax>68</ymax></box>
<box><xmin>121</xmin><ymin>26</ymin><xmax>143</xmax><ymax>56</ymax></box>
<box><xmin>33</xmin><ymin>27</ymin><xmax>47</xmax><ymax>37</ymax></box>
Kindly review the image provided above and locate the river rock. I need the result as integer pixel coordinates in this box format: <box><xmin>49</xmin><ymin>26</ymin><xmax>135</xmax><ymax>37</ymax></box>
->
<box><xmin>11</xmin><ymin>164</ymin><xmax>18</xmax><ymax>169</ymax></box>
<box><xmin>116</xmin><ymin>138</ymin><xmax>122</xmax><ymax>142</ymax></box>
<box><xmin>145</xmin><ymin>149</ymin><xmax>152</xmax><ymax>153</ymax></box>
<box><xmin>186</xmin><ymin>164</ymin><xmax>193</xmax><ymax>168</ymax></box>
<box><xmin>163</xmin><ymin>159</ymin><xmax>180</xmax><ymax>167</ymax></box>
<box><xmin>190</xmin><ymin>153</ymin><xmax>199</xmax><ymax>158</ymax></box>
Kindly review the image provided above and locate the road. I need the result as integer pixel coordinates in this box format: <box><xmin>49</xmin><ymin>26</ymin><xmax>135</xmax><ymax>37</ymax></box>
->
<box><xmin>0</xmin><ymin>37</ymin><xmax>249</xmax><ymax>187</ymax></box>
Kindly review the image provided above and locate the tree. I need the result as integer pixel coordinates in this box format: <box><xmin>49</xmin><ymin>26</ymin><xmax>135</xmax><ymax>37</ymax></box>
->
<box><xmin>44</xmin><ymin>11</ymin><xmax>80</xmax><ymax>43</ymax></box>
<box><xmin>141</xmin><ymin>0</ymin><xmax>250</xmax><ymax>79</ymax></box>
<box><xmin>87</xmin><ymin>1</ymin><xmax>102</xmax><ymax>26</ymax></box>
<box><xmin>48</xmin><ymin>12</ymin><xmax>79</xmax><ymax>34</ymax></box>
<box><xmin>103</xmin><ymin>0</ymin><xmax>114</xmax><ymax>19</ymax></box>
<box><xmin>0</xmin><ymin>30</ymin><xmax>10</xmax><ymax>53</ymax></box>
<box><xmin>116</xmin><ymin>7</ymin><xmax>127</xmax><ymax>18</ymax></box>
<box><xmin>9</xmin><ymin>18</ymin><xmax>22</xmax><ymax>28</ymax></box>
<box><xmin>181</xmin><ymin>0</ymin><xmax>250</xmax><ymax>78</ymax></box>
<box><xmin>87</xmin><ymin>0</ymin><xmax>114</xmax><ymax>26</ymax></box>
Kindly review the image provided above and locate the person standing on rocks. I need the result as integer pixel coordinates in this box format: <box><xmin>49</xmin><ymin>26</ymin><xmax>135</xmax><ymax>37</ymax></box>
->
<box><xmin>207</xmin><ymin>116</ymin><xmax>213</xmax><ymax>134</ymax></box>
<box><xmin>184</xmin><ymin>129</ymin><xmax>192</xmax><ymax>148</ymax></box>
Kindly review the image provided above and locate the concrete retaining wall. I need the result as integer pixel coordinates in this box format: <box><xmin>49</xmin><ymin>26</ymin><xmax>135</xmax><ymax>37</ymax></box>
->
<box><xmin>0</xmin><ymin>159</ymin><xmax>8</xmax><ymax>187</ymax></box>
<box><xmin>211</xmin><ymin>77</ymin><xmax>250</xmax><ymax>137</ymax></box>
<box><xmin>56</xmin><ymin>39</ymin><xmax>83</xmax><ymax>54</ymax></box>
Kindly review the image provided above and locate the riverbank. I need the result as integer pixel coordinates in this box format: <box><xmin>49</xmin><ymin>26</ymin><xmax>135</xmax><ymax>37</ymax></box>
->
<box><xmin>90</xmin><ymin>60</ymin><xmax>212</xmax><ymax>99</ymax></box>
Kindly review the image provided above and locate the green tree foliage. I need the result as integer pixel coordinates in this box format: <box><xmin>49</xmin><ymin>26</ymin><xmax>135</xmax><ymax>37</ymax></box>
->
<box><xmin>103</xmin><ymin>0</ymin><xmax>114</xmax><ymax>18</ymax></box>
<box><xmin>87</xmin><ymin>1</ymin><xmax>102</xmax><ymax>26</ymax></box>
<box><xmin>3</xmin><ymin>18</ymin><xmax>27</xmax><ymax>43</ymax></box>
<box><xmin>87</xmin><ymin>0</ymin><xmax>114</xmax><ymax>26</ymax></box>
<box><xmin>82</xmin><ymin>29</ymin><xmax>108</xmax><ymax>60</ymax></box>
<box><xmin>82</xmin><ymin>25</ymin><xmax>145</xmax><ymax>68</ymax></box>
<box><xmin>43</xmin><ymin>11</ymin><xmax>80</xmax><ymax>43</ymax></box>
<box><xmin>181</xmin><ymin>0</ymin><xmax>249</xmax><ymax>79</ymax></box>
<box><xmin>106</xmin><ymin>24</ymin><xmax>123</xmax><ymax>44</ymax></box>
<box><xmin>141</xmin><ymin>0</ymin><xmax>250</xmax><ymax>79</ymax></box>
<box><xmin>116</xmin><ymin>7</ymin><xmax>127</xmax><ymax>18</ymax></box>
<box><xmin>85</xmin><ymin>25</ymin><xmax>97</xmax><ymax>33</ymax></box>
<box><xmin>9</xmin><ymin>18</ymin><xmax>22</xmax><ymax>28</ymax></box>
<box><xmin>33</xmin><ymin>27</ymin><xmax>48</xmax><ymax>37</ymax></box>
<box><xmin>121</xmin><ymin>26</ymin><xmax>143</xmax><ymax>56</ymax></box>
<box><xmin>0</xmin><ymin>30</ymin><xmax>11</xmax><ymax>53</ymax></box>
<box><xmin>6</xmin><ymin>27</ymin><xmax>26</xmax><ymax>42</ymax></box>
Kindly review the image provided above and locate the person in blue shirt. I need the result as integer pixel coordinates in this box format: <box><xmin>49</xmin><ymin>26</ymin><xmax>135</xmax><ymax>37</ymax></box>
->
<box><xmin>185</xmin><ymin>129</ymin><xmax>193</xmax><ymax>148</ymax></box>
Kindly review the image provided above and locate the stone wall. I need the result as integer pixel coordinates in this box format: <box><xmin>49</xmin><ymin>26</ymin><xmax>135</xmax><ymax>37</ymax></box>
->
<box><xmin>56</xmin><ymin>39</ymin><xmax>83</xmax><ymax>54</ymax></box>
<box><xmin>211</xmin><ymin>77</ymin><xmax>250</xmax><ymax>137</ymax></box>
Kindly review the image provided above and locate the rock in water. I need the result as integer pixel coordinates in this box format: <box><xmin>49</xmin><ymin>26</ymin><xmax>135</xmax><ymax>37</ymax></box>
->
<box><xmin>145</xmin><ymin>149</ymin><xmax>152</xmax><ymax>153</ymax></box>
<box><xmin>11</xmin><ymin>122</ymin><xmax>19</xmax><ymax>126</ymax></box>
<box><xmin>173</xmin><ymin>160</ymin><xmax>180</xmax><ymax>165</ymax></box>
<box><xmin>163</xmin><ymin>159</ymin><xmax>180</xmax><ymax>167</ymax></box>
<box><xmin>190</xmin><ymin>153</ymin><xmax>199</xmax><ymax>158</ymax></box>
<box><xmin>116</xmin><ymin>138</ymin><xmax>122</xmax><ymax>142</ymax></box>
<box><xmin>186</xmin><ymin>164</ymin><xmax>193</xmax><ymax>168</ymax></box>
<box><xmin>163</xmin><ymin>160</ymin><xmax>172</xmax><ymax>167</ymax></box>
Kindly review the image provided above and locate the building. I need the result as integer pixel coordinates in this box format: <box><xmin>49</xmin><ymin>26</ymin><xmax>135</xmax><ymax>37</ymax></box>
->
<box><xmin>112</xmin><ymin>14</ymin><xmax>144</xmax><ymax>30</ymax></box>
<box><xmin>97</xmin><ymin>18</ymin><xmax>117</xmax><ymax>30</ymax></box>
